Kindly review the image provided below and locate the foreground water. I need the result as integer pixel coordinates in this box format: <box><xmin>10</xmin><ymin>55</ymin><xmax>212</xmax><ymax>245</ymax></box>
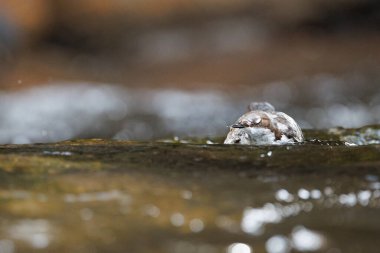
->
<box><xmin>0</xmin><ymin>126</ymin><xmax>379</xmax><ymax>253</ymax></box>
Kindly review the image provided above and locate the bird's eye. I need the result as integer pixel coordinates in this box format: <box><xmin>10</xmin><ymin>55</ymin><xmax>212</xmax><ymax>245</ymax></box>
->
<box><xmin>234</xmin><ymin>139</ymin><xmax>241</xmax><ymax>144</ymax></box>
<box><xmin>253</xmin><ymin>117</ymin><xmax>262</xmax><ymax>124</ymax></box>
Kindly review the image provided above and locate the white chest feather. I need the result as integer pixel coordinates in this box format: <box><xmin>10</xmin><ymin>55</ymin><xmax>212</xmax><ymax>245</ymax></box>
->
<box><xmin>247</xmin><ymin>127</ymin><xmax>275</xmax><ymax>145</ymax></box>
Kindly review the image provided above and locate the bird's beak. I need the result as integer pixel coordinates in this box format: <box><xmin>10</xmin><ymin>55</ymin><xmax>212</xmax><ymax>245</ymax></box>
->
<box><xmin>231</xmin><ymin>123</ymin><xmax>245</xmax><ymax>128</ymax></box>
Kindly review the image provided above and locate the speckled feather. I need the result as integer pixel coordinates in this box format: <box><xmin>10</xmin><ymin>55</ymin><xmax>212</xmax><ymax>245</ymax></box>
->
<box><xmin>224</xmin><ymin>102</ymin><xmax>303</xmax><ymax>145</ymax></box>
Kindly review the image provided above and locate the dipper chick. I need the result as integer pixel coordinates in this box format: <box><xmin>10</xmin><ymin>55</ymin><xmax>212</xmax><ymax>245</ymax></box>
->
<box><xmin>224</xmin><ymin>102</ymin><xmax>303</xmax><ymax>145</ymax></box>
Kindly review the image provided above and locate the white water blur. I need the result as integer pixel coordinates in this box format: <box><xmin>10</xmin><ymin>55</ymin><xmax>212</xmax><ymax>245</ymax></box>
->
<box><xmin>0</xmin><ymin>72</ymin><xmax>378</xmax><ymax>144</ymax></box>
<box><xmin>0</xmin><ymin>83</ymin><xmax>129</xmax><ymax>144</ymax></box>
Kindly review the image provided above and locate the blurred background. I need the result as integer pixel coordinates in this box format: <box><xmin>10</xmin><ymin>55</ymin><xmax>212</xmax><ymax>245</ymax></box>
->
<box><xmin>0</xmin><ymin>0</ymin><xmax>379</xmax><ymax>144</ymax></box>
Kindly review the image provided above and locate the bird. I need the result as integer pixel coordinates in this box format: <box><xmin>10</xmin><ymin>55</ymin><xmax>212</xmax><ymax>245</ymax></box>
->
<box><xmin>224</xmin><ymin>102</ymin><xmax>303</xmax><ymax>145</ymax></box>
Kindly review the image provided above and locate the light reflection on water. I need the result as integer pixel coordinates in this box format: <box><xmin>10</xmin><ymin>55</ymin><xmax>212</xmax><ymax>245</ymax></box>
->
<box><xmin>63</xmin><ymin>190</ymin><xmax>132</xmax><ymax>204</ymax></box>
<box><xmin>265</xmin><ymin>235</ymin><xmax>290</xmax><ymax>253</ymax></box>
<box><xmin>0</xmin><ymin>240</ymin><xmax>14</xmax><ymax>253</ymax></box>
<box><xmin>227</xmin><ymin>243</ymin><xmax>252</xmax><ymax>253</ymax></box>
<box><xmin>238</xmin><ymin>185</ymin><xmax>380</xmax><ymax>252</ymax></box>
<box><xmin>1</xmin><ymin>178</ymin><xmax>380</xmax><ymax>252</ymax></box>
<box><xmin>143</xmin><ymin>204</ymin><xmax>161</xmax><ymax>218</ymax></box>
<box><xmin>297</xmin><ymin>188</ymin><xmax>311</xmax><ymax>200</ymax></box>
<box><xmin>275</xmin><ymin>189</ymin><xmax>294</xmax><ymax>202</ymax></box>
<box><xmin>189</xmin><ymin>218</ymin><xmax>205</xmax><ymax>233</ymax></box>
<box><xmin>241</xmin><ymin>204</ymin><xmax>282</xmax><ymax>235</ymax></box>
<box><xmin>170</xmin><ymin>212</ymin><xmax>185</xmax><ymax>227</ymax></box>
<box><xmin>291</xmin><ymin>226</ymin><xmax>326</xmax><ymax>252</ymax></box>
<box><xmin>8</xmin><ymin>219</ymin><xmax>52</xmax><ymax>249</ymax></box>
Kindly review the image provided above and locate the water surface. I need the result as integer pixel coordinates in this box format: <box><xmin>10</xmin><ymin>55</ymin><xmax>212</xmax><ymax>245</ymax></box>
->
<box><xmin>0</xmin><ymin>127</ymin><xmax>379</xmax><ymax>253</ymax></box>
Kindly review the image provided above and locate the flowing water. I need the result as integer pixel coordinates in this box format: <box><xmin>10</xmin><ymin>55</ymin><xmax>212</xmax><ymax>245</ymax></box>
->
<box><xmin>0</xmin><ymin>126</ymin><xmax>379</xmax><ymax>253</ymax></box>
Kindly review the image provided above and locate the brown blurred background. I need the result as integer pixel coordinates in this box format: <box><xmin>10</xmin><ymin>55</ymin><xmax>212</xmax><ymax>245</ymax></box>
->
<box><xmin>0</xmin><ymin>0</ymin><xmax>379</xmax><ymax>143</ymax></box>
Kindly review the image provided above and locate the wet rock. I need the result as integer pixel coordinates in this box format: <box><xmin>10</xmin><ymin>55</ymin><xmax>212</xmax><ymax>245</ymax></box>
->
<box><xmin>341</xmin><ymin>127</ymin><xmax>380</xmax><ymax>145</ymax></box>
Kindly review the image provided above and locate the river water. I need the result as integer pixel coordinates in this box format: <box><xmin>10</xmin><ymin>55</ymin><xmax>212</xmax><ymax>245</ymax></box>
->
<box><xmin>0</xmin><ymin>127</ymin><xmax>379</xmax><ymax>253</ymax></box>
